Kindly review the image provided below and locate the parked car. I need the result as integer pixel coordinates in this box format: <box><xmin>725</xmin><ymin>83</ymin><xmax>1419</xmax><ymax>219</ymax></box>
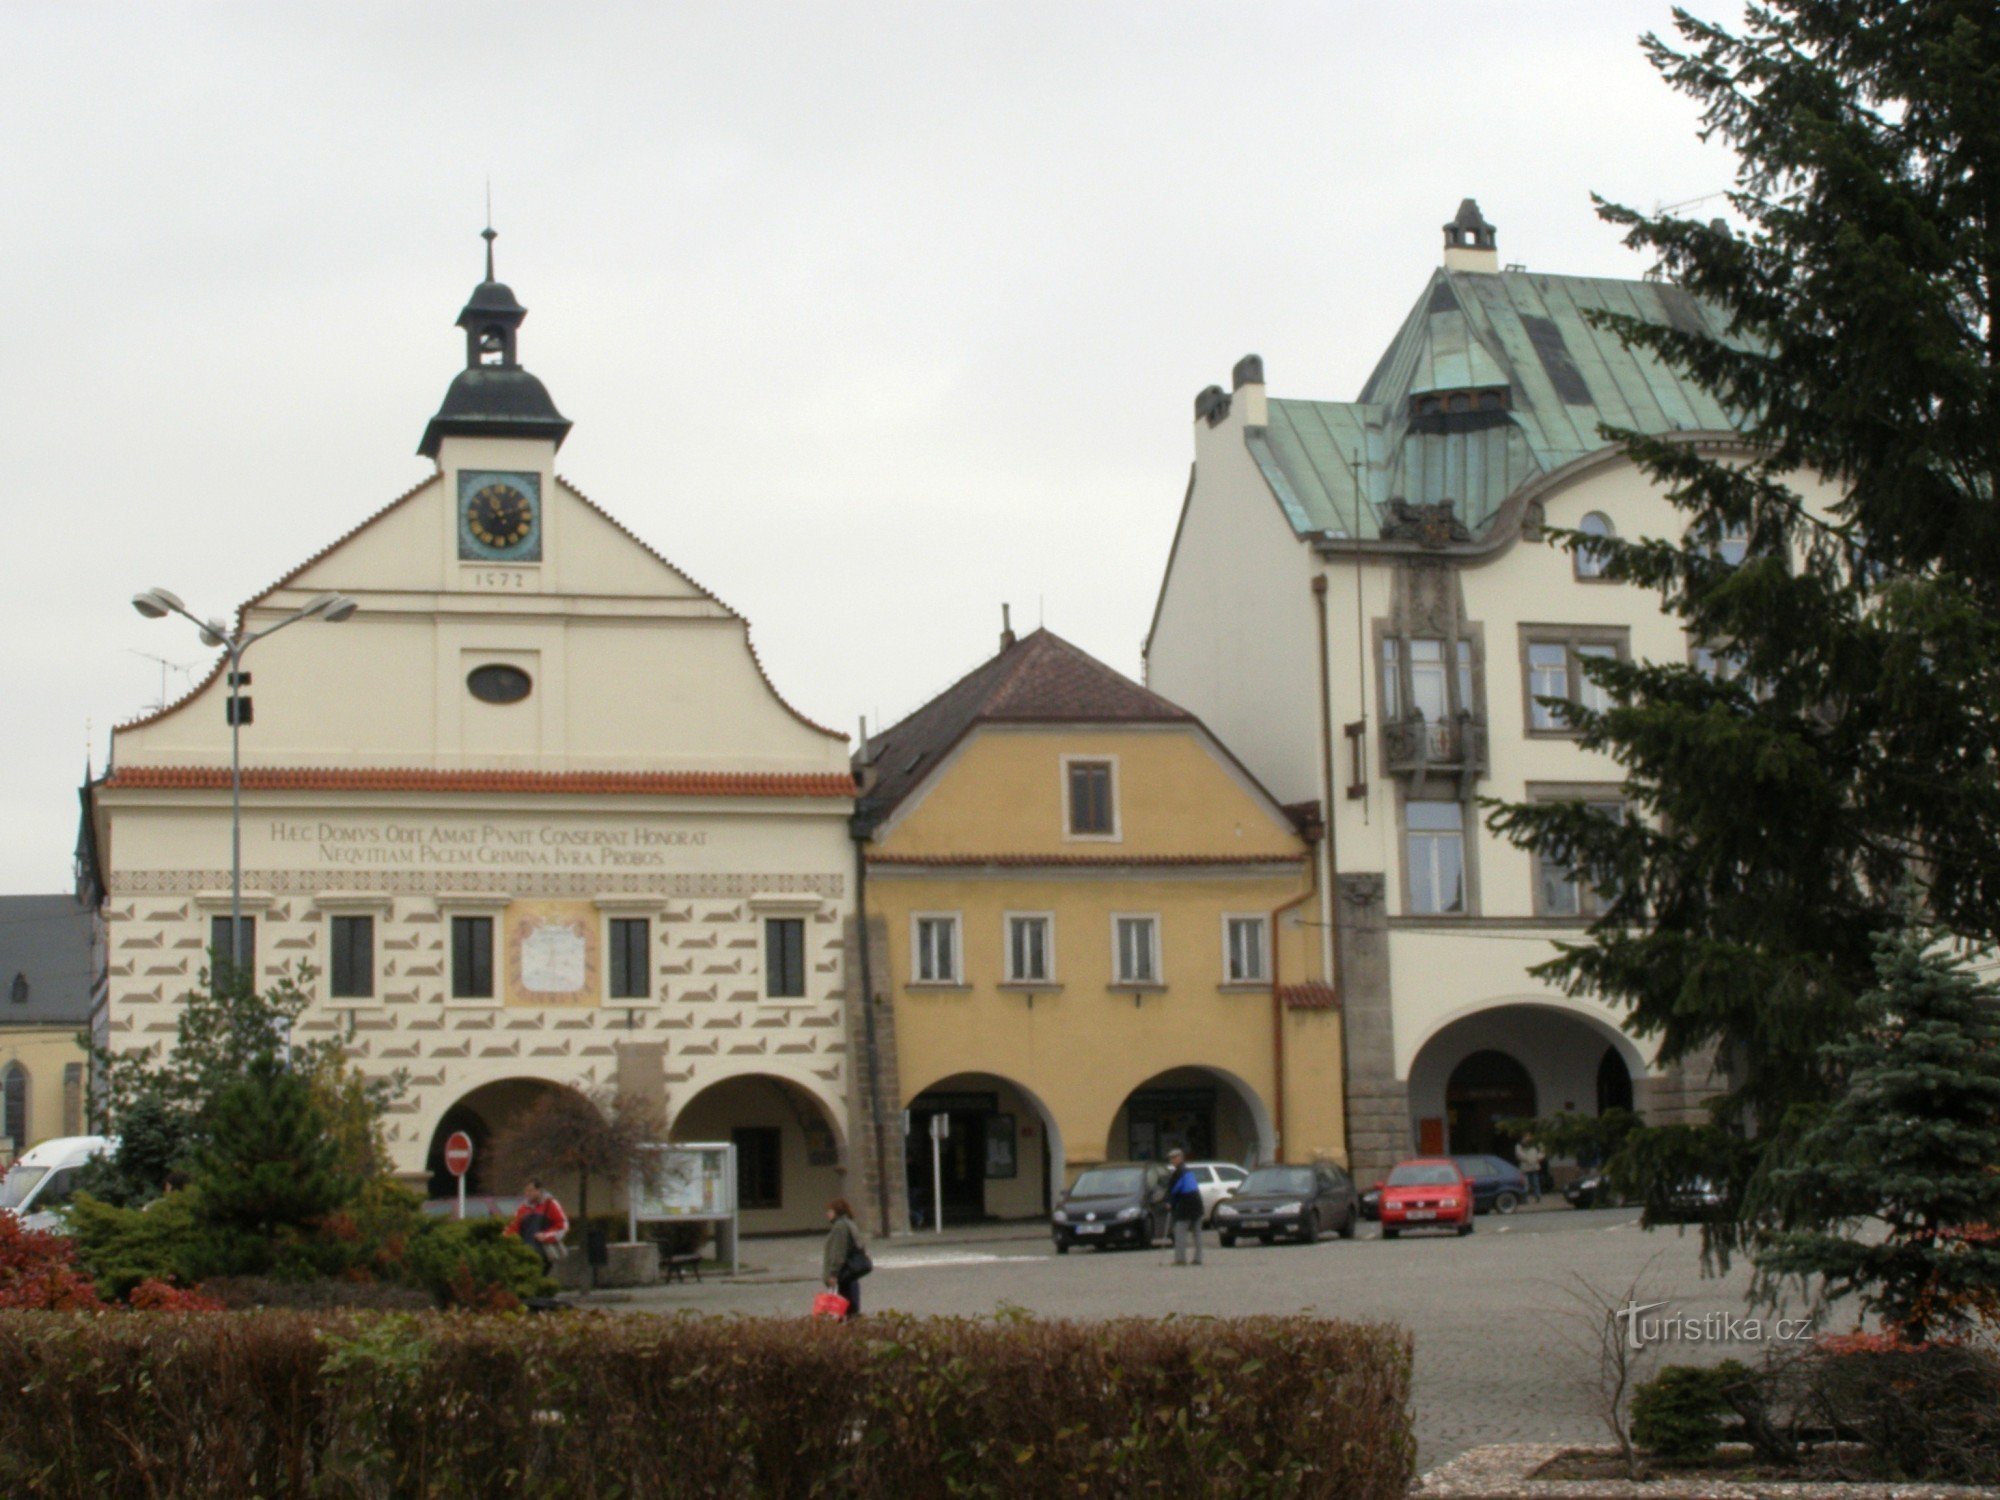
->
<box><xmin>1449</xmin><ymin>1154</ymin><xmax>1533</xmax><ymax>1215</ymax></box>
<box><xmin>1377</xmin><ymin>1158</ymin><xmax>1475</xmax><ymax>1239</ymax></box>
<box><xmin>1052</xmin><ymin>1162</ymin><xmax>1169</xmax><ymax>1253</ymax></box>
<box><xmin>0</xmin><ymin>1136</ymin><xmax>111</xmax><ymax>1232</ymax></box>
<box><xmin>1564</xmin><ymin>1170</ymin><xmax>1623</xmax><ymax>1209</ymax></box>
<box><xmin>1359</xmin><ymin>1185</ymin><xmax>1381</xmax><ymax>1221</ymax></box>
<box><xmin>1183</xmin><ymin>1160</ymin><xmax>1250</xmax><ymax>1223</ymax></box>
<box><xmin>1214</xmin><ymin>1162</ymin><xmax>1358</xmax><ymax>1246</ymax></box>
<box><xmin>1654</xmin><ymin>1176</ymin><xmax>1727</xmax><ymax>1223</ymax></box>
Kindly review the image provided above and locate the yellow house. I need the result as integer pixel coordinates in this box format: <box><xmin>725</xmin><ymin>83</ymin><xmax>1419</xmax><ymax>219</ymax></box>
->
<box><xmin>0</xmin><ymin>896</ymin><xmax>97</xmax><ymax>1163</ymax></box>
<box><xmin>854</xmin><ymin>627</ymin><xmax>1343</xmax><ymax>1228</ymax></box>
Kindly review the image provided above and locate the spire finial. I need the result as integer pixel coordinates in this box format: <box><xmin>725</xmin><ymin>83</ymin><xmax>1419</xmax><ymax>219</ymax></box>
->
<box><xmin>482</xmin><ymin>180</ymin><xmax>497</xmax><ymax>281</ymax></box>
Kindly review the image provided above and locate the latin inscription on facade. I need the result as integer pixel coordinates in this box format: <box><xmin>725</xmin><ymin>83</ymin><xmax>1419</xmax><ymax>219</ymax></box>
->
<box><xmin>266</xmin><ymin>819</ymin><xmax>711</xmax><ymax>870</ymax></box>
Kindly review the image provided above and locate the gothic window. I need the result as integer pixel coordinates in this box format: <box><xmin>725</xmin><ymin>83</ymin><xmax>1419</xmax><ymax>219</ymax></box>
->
<box><xmin>2</xmin><ymin>1063</ymin><xmax>26</xmax><ymax>1150</ymax></box>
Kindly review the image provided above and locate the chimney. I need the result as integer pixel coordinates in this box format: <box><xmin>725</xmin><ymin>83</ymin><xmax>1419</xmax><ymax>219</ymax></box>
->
<box><xmin>1231</xmin><ymin>352</ymin><xmax>1267</xmax><ymax>425</ymax></box>
<box><xmin>1000</xmin><ymin>603</ymin><xmax>1016</xmax><ymax>652</ymax></box>
<box><xmin>1442</xmin><ymin>198</ymin><xmax>1499</xmax><ymax>273</ymax></box>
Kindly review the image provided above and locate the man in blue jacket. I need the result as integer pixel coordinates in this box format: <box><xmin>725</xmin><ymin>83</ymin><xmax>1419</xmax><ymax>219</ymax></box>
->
<box><xmin>1165</xmin><ymin>1148</ymin><xmax>1205</xmax><ymax>1266</ymax></box>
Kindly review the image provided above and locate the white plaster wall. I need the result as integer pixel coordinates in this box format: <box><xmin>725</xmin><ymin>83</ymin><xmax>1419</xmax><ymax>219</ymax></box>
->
<box><xmin>115</xmin><ymin>439</ymin><xmax>847</xmax><ymax>776</ymax></box>
<box><xmin>1144</xmin><ymin>386</ymin><xmax>1323</xmax><ymax>805</ymax></box>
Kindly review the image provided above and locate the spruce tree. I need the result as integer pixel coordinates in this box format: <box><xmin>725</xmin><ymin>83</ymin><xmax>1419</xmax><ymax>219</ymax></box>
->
<box><xmin>1760</xmin><ymin>916</ymin><xmax>2000</xmax><ymax>1340</ymax></box>
<box><xmin>190</xmin><ymin>1053</ymin><xmax>353</xmax><ymax>1238</ymax></box>
<box><xmin>1486</xmin><ymin>2</ymin><xmax>2000</xmax><ymax>1265</ymax></box>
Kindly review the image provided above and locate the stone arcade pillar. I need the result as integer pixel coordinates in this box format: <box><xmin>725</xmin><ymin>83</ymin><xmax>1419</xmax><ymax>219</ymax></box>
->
<box><xmin>1336</xmin><ymin>872</ymin><xmax>1410</xmax><ymax>1185</ymax></box>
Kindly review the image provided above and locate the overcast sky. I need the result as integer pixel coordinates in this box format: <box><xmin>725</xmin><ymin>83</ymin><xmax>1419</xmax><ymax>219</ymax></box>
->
<box><xmin>1</xmin><ymin>2</ymin><xmax>1741</xmax><ymax>893</ymax></box>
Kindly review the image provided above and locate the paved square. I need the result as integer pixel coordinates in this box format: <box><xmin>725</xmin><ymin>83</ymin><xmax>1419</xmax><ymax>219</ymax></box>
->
<box><xmin>617</xmin><ymin>1207</ymin><xmax>1831</xmax><ymax>1471</ymax></box>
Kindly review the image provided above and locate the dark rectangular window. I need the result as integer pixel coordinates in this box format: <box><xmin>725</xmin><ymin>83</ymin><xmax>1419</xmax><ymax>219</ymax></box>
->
<box><xmin>1068</xmin><ymin>760</ymin><xmax>1114</xmax><ymax>835</ymax></box>
<box><xmin>329</xmin><ymin>915</ymin><xmax>375</xmax><ymax>999</ymax></box>
<box><xmin>451</xmin><ymin>916</ymin><xmax>494</xmax><ymax>999</ymax></box>
<box><xmin>609</xmin><ymin>917</ymin><xmax>651</xmax><ymax>999</ymax></box>
<box><xmin>734</xmin><ymin>1126</ymin><xmax>782</xmax><ymax>1209</ymax></box>
<box><xmin>209</xmin><ymin>915</ymin><xmax>256</xmax><ymax>991</ymax></box>
<box><xmin>765</xmin><ymin>918</ymin><xmax>806</xmax><ymax>999</ymax></box>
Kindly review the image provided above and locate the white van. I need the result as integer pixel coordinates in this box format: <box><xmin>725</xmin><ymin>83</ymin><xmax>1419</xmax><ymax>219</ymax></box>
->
<box><xmin>0</xmin><ymin>1136</ymin><xmax>111</xmax><ymax>1232</ymax></box>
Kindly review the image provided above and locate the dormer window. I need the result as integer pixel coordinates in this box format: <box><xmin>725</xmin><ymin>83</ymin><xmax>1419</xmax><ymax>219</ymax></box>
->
<box><xmin>1410</xmin><ymin>387</ymin><xmax>1510</xmax><ymax>426</ymax></box>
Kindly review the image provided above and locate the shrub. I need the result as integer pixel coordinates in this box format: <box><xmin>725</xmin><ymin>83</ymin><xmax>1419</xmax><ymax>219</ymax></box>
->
<box><xmin>66</xmin><ymin>1190</ymin><xmax>261</xmax><ymax>1299</ymax></box>
<box><xmin>1631</xmin><ymin>1362</ymin><xmax>1740</xmax><ymax>1462</ymax></box>
<box><xmin>0</xmin><ymin>1310</ymin><xmax>1414</xmax><ymax>1498</ymax></box>
<box><xmin>1801</xmin><ymin>1337</ymin><xmax>2000</xmax><ymax>1485</ymax></box>
<box><xmin>126</xmin><ymin>1279</ymin><xmax>225</xmax><ymax>1312</ymax></box>
<box><xmin>400</xmin><ymin>1217</ymin><xmax>553</xmax><ymax>1308</ymax></box>
<box><xmin>200</xmin><ymin>1276</ymin><xmax>431</xmax><ymax>1312</ymax></box>
<box><xmin>0</xmin><ymin>1215</ymin><xmax>102</xmax><ymax>1311</ymax></box>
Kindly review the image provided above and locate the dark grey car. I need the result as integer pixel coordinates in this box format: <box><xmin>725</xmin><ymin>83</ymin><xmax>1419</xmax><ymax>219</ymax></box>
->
<box><xmin>1213</xmin><ymin>1162</ymin><xmax>1359</xmax><ymax>1246</ymax></box>
<box><xmin>1052</xmin><ymin>1162</ymin><xmax>1170</xmax><ymax>1253</ymax></box>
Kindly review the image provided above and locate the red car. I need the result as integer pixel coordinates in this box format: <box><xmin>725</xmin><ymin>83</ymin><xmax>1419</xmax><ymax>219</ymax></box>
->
<box><xmin>1376</xmin><ymin>1158</ymin><xmax>1475</xmax><ymax>1239</ymax></box>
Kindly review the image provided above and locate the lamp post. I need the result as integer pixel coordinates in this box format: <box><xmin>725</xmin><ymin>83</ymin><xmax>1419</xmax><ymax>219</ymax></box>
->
<box><xmin>131</xmin><ymin>587</ymin><xmax>357</xmax><ymax>1003</ymax></box>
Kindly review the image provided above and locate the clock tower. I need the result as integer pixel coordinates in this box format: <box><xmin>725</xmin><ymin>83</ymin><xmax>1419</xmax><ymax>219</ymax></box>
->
<box><xmin>418</xmin><ymin>228</ymin><xmax>573</xmax><ymax>460</ymax></box>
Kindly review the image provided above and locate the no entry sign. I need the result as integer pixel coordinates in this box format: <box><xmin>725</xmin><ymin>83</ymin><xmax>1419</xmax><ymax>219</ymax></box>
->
<box><xmin>444</xmin><ymin>1131</ymin><xmax>474</xmax><ymax>1177</ymax></box>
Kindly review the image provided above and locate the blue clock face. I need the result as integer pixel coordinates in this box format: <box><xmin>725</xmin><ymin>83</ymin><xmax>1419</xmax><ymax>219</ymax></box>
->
<box><xmin>458</xmin><ymin>470</ymin><xmax>542</xmax><ymax>562</ymax></box>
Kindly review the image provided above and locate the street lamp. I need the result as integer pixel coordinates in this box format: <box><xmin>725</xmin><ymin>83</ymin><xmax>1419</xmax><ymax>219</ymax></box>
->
<box><xmin>131</xmin><ymin>587</ymin><xmax>358</xmax><ymax>1002</ymax></box>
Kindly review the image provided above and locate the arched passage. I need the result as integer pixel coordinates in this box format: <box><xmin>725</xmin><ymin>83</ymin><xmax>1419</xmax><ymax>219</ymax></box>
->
<box><xmin>669</xmin><ymin>1072</ymin><xmax>845</xmax><ymax>1236</ymax></box>
<box><xmin>423</xmin><ymin>1076</ymin><xmax>588</xmax><ymax>1200</ymax></box>
<box><xmin>1407</xmin><ymin>1003</ymin><xmax>1644</xmax><ymax>1161</ymax></box>
<box><xmin>1105</xmin><ymin>1064</ymin><xmax>1276</xmax><ymax>1168</ymax></box>
<box><xmin>1445</xmin><ymin>1050</ymin><xmax>1536</xmax><ymax>1156</ymax></box>
<box><xmin>903</xmin><ymin>1071</ymin><xmax>1064</xmax><ymax>1230</ymax></box>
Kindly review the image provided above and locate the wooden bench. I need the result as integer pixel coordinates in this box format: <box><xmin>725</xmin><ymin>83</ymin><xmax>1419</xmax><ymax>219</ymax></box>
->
<box><xmin>662</xmin><ymin>1252</ymin><xmax>703</xmax><ymax>1285</ymax></box>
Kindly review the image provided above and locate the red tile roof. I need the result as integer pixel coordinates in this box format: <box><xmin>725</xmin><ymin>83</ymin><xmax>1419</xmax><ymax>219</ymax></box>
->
<box><xmin>1278</xmin><ymin>980</ymin><xmax>1340</xmax><ymax>1011</ymax></box>
<box><xmin>103</xmin><ymin>766</ymin><xmax>856</xmax><ymax>798</ymax></box>
<box><xmin>868</xmin><ymin>852</ymin><xmax>1303</xmax><ymax>869</ymax></box>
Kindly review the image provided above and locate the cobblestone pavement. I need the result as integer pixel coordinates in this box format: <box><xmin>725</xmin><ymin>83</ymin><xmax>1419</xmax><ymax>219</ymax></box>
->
<box><xmin>607</xmin><ymin>1206</ymin><xmax>1830</xmax><ymax>1471</ymax></box>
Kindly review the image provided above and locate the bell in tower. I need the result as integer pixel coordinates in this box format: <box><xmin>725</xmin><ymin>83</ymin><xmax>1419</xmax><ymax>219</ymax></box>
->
<box><xmin>419</xmin><ymin>226</ymin><xmax>573</xmax><ymax>459</ymax></box>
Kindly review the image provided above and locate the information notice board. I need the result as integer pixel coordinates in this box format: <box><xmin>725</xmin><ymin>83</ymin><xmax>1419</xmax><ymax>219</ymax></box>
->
<box><xmin>627</xmin><ymin>1142</ymin><xmax>739</xmax><ymax>1274</ymax></box>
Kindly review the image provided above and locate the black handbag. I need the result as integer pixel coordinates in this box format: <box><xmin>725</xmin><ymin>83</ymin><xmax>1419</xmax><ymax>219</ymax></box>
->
<box><xmin>841</xmin><ymin>1246</ymin><xmax>874</xmax><ymax>1280</ymax></box>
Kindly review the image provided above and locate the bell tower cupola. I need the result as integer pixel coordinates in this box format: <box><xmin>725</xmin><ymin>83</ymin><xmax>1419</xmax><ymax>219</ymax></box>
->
<box><xmin>418</xmin><ymin>225</ymin><xmax>573</xmax><ymax>459</ymax></box>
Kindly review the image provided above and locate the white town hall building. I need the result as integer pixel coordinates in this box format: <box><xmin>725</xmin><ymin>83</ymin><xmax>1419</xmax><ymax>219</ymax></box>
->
<box><xmin>84</xmin><ymin>240</ymin><xmax>865</xmax><ymax>1232</ymax></box>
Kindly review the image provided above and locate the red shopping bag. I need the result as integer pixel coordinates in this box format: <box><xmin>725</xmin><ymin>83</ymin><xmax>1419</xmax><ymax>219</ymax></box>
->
<box><xmin>812</xmin><ymin>1290</ymin><xmax>850</xmax><ymax>1320</ymax></box>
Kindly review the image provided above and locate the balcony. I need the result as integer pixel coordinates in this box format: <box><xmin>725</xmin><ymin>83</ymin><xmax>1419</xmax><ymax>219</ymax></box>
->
<box><xmin>1382</xmin><ymin>712</ymin><xmax>1487</xmax><ymax>793</ymax></box>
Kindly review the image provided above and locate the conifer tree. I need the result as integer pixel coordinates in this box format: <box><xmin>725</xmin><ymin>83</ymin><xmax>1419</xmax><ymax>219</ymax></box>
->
<box><xmin>1760</xmin><ymin>915</ymin><xmax>2000</xmax><ymax>1340</ymax></box>
<box><xmin>190</xmin><ymin>1053</ymin><xmax>353</xmax><ymax>1237</ymax></box>
<box><xmin>1486</xmin><ymin>2</ymin><xmax>2000</xmax><ymax>1264</ymax></box>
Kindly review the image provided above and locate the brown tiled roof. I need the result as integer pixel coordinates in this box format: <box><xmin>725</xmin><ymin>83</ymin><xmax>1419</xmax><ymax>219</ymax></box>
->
<box><xmin>103</xmin><ymin>767</ymin><xmax>855</xmax><ymax>798</ymax></box>
<box><xmin>857</xmin><ymin>629</ymin><xmax>1193</xmax><ymax>824</ymax></box>
<box><xmin>1278</xmin><ymin>980</ymin><xmax>1340</xmax><ymax>1011</ymax></box>
<box><xmin>868</xmin><ymin>853</ymin><xmax>1303</xmax><ymax>869</ymax></box>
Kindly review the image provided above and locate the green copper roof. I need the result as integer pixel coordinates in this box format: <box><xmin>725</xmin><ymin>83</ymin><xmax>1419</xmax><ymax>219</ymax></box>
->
<box><xmin>1251</xmin><ymin>268</ymin><xmax>1740</xmax><ymax>539</ymax></box>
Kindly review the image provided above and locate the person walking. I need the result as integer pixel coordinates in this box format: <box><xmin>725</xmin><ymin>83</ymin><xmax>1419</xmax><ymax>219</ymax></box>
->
<box><xmin>503</xmin><ymin>1179</ymin><xmax>569</xmax><ymax>1267</ymax></box>
<box><xmin>822</xmin><ymin>1196</ymin><xmax>870</xmax><ymax>1319</ymax></box>
<box><xmin>1165</xmin><ymin>1148</ymin><xmax>1205</xmax><ymax>1266</ymax></box>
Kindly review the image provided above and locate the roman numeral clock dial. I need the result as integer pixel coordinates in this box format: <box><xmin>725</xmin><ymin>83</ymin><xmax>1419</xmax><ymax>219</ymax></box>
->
<box><xmin>457</xmin><ymin>470</ymin><xmax>542</xmax><ymax>562</ymax></box>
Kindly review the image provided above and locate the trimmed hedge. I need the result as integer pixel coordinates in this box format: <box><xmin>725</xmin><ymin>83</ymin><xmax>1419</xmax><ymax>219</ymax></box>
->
<box><xmin>0</xmin><ymin>1310</ymin><xmax>1412</xmax><ymax>1498</ymax></box>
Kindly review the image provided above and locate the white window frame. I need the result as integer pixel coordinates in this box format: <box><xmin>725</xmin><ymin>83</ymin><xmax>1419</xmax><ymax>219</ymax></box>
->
<box><xmin>1002</xmin><ymin>911</ymin><xmax>1055</xmax><ymax>985</ymax></box>
<box><xmin>1404</xmin><ymin>802</ymin><xmax>1468</xmax><ymax>916</ymax></box>
<box><xmin>1060</xmin><ymin>754</ymin><xmax>1122</xmax><ymax>843</ymax></box>
<box><xmin>1221</xmin><ymin>914</ymin><xmax>1270</xmax><ymax>985</ymax></box>
<box><xmin>1110</xmin><ymin>912</ymin><xmax>1162</xmax><ymax>986</ymax></box>
<box><xmin>911</xmin><ymin>912</ymin><xmax>963</xmax><ymax>985</ymax></box>
<box><xmin>316</xmin><ymin>893</ymin><xmax>392</xmax><ymax>1010</ymax></box>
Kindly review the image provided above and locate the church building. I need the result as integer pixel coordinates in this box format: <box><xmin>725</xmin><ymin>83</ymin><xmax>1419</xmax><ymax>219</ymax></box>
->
<box><xmin>83</xmin><ymin>238</ymin><xmax>865</xmax><ymax>1232</ymax></box>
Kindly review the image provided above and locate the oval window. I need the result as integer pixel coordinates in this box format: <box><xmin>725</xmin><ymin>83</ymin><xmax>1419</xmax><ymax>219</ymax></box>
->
<box><xmin>467</xmin><ymin>664</ymin><xmax>532</xmax><ymax>704</ymax></box>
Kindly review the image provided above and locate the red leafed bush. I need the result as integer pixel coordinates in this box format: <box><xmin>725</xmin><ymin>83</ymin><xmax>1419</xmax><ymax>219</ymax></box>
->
<box><xmin>0</xmin><ymin>1213</ymin><xmax>104</xmax><ymax>1311</ymax></box>
<box><xmin>126</xmin><ymin>1279</ymin><xmax>224</xmax><ymax>1312</ymax></box>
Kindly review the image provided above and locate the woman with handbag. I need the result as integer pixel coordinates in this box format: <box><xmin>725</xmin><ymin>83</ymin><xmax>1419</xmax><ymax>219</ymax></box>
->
<box><xmin>821</xmin><ymin>1196</ymin><xmax>870</xmax><ymax>1320</ymax></box>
